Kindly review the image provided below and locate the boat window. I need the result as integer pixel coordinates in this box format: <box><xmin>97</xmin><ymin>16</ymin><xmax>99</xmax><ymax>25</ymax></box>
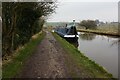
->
<box><xmin>67</xmin><ymin>22</ymin><xmax>75</xmax><ymax>28</ymax></box>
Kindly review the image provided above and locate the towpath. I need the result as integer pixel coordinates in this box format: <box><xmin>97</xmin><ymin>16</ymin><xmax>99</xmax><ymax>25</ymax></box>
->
<box><xmin>17</xmin><ymin>31</ymin><xmax>70</xmax><ymax>78</ymax></box>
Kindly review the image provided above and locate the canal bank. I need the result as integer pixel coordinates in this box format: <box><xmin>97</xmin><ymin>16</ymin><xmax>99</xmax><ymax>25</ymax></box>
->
<box><xmin>77</xmin><ymin>29</ymin><xmax>120</xmax><ymax>37</ymax></box>
<box><xmin>53</xmin><ymin>32</ymin><xmax>115</xmax><ymax>78</ymax></box>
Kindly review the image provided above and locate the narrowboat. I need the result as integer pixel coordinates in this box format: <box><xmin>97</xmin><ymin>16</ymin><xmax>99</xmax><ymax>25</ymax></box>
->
<box><xmin>54</xmin><ymin>20</ymin><xmax>79</xmax><ymax>41</ymax></box>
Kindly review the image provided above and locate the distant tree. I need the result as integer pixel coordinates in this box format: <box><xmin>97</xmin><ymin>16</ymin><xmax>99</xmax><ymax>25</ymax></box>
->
<box><xmin>95</xmin><ymin>19</ymin><xmax>99</xmax><ymax>24</ymax></box>
<box><xmin>79</xmin><ymin>20</ymin><xmax>97</xmax><ymax>29</ymax></box>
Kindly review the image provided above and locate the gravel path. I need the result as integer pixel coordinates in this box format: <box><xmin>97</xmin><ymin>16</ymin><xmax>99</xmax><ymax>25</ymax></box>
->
<box><xmin>17</xmin><ymin>31</ymin><xmax>69</xmax><ymax>78</ymax></box>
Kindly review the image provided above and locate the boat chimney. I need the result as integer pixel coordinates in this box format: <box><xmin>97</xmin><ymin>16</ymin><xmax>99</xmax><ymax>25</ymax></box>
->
<box><xmin>73</xmin><ymin>20</ymin><xmax>75</xmax><ymax>27</ymax></box>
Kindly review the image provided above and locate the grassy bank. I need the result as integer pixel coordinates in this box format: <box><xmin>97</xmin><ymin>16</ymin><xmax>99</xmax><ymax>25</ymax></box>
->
<box><xmin>77</xmin><ymin>29</ymin><xmax>120</xmax><ymax>37</ymax></box>
<box><xmin>2</xmin><ymin>31</ymin><xmax>45</xmax><ymax>78</ymax></box>
<box><xmin>53</xmin><ymin>32</ymin><xmax>115</xmax><ymax>78</ymax></box>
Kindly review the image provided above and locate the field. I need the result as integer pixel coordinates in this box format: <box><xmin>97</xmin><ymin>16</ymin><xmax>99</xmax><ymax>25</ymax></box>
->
<box><xmin>45</xmin><ymin>22</ymin><xmax>79</xmax><ymax>27</ymax></box>
<box><xmin>96</xmin><ymin>23</ymin><xmax>118</xmax><ymax>33</ymax></box>
<box><xmin>77</xmin><ymin>23</ymin><xmax>119</xmax><ymax>36</ymax></box>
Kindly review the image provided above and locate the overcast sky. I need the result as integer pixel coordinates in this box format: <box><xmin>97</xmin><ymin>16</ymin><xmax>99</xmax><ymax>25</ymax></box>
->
<box><xmin>47</xmin><ymin>0</ymin><xmax>119</xmax><ymax>22</ymax></box>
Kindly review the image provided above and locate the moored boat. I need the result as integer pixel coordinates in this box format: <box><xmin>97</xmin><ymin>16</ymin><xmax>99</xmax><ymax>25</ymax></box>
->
<box><xmin>54</xmin><ymin>20</ymin><xmax>79</xmax><ymax>40</ymax></box>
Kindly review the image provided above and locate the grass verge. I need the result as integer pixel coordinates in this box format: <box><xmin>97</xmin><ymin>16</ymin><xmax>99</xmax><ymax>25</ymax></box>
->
<box><xmin>77</xmin><ymin>29</ymin><xmax>120</xmax><ymax>37</ymax></box>
<box><xmin>2</xmin><ymin>31</ymin><xmax>45</xmax><ymax>78</ymax></box>
<box><xmin>53</xmin><ymin>32</ymin><xmax>115</xmax><ymax>78</ymax></box>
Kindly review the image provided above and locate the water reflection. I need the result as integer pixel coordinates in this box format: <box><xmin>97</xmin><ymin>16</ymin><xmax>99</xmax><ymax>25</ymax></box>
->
<box><xmin>77</xmin><ymin>32</ymin><xmax>118</xmax><ymax>78</ymax></box>
<box><xmin>70</xmin><ymin>40</ymin><xmax>79</xmax><ymax>47</ymax></box>
<box><xmin>110</xmin><ymin>39</ymin><xmax>119</xmax><ymax>47</ymax></box>
<box><xmin>66</xmin><ymin>38</ymin><xmax>79</xmax><ymax>47</ymax></box>
<box><xmin>79</xmin><ymin>33</ymin><xmax>96</xmax><ymax>41</ymax></box>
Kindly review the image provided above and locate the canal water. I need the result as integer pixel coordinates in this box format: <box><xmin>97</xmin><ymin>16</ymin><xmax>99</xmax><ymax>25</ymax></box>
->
<box><xmin>77</xmin><ymin>32</ymin><xmax>119</xmax><ymax>78</ymax></box>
